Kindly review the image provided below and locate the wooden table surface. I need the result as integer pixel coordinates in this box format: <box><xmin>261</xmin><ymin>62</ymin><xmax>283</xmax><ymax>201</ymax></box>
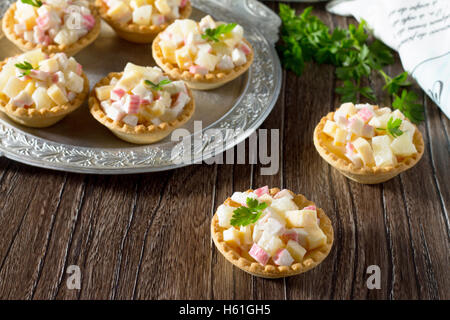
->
<box><xmin>0</xmin><ymin>2</ymin><xmax>449</xmax><ymax>300</ymax></box>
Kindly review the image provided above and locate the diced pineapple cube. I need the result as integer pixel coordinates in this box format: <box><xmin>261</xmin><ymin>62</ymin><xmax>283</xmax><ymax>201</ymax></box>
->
<box><xmin>258</xmin><ymin>235</ymin><xmax>284</xmax><ymax>257</ymax></box>
<box><xmin>258</xmin><ymin>193</ymin><xmax>273</xmax><ymax>205</ymax></box>
<box><xmin>107</xmin><ymin>1</ymin><xmax>132</xmax><ymax>23</ymax></box>
<box><xmin>323</xmin><ymin>120</ymin><xmax>338</xmax><ymax>137</ymax></box>
<box><xmin>2</xmin><ymin>77</ymin><xmax>27</xmax><ymax>99</ymax></box>
<box><xmin>130</xmin><ymin>0</ymin><xmax>150</xmax><ymax>9</ymax></box>
<box><xmin>369</xmin><ymin>113</ymin><xmax>390</xmax><ymax>131</ymax></box>
<box><xmin>223</xmin><ymin>227</ymin><xmax>240</xmax><ymax>247</ymax></box>
<box><xmin>95</xmin><ymin>85</ymin><xmax>113</xmax><ymax>101</ymax></box>
<box><xmin>239</xmin><ymin>226</ymin><xmax>252</xmax><ymax>245</ymax></box>
<box><xmin>0</xmin><ymin>61</ymin><xmax>17</xmax><ymax>91</ymax></box>
<box><xmin>22</xmin><ymin>82</ymin><xmax>36</xmax><ymax>96</ymax></box>
<box><xmin>160</xmin><ymin>41</ymin><xmax>177</xmax><ymax>63</ymax></box>
<box><xmin>177</xmin><ymin>19</ymin><xmax>198</xmax><ymax>37</ymax></box>
<box><xmin>391</xmin><ymin>109</ymin><xmax>405</xmax><ymax>120</ymax></box>
<box><xmin>17</xmin><ymin>5</ymin><xmax>37</xmax><ymax>30</ymax></box>
<box><xmin>47</xmin><ymin>84</ymin><xmax>68</xmax><ymax>105</ymax></box>
<box><xmin>372</xmin><ymin>135</ymin><xmax>397</xmax><ymax>167</ymax></box>
<box><xmin>217</xmin><ymin>204</ymin><xmax>234</xmax><ymax>228</ymax></box>
<box><xmin>116</xmin><ymin>71</ymin><xmax>141</xmax><ymax>92</ymax></box>
<box><xmin>175</xmin><ymin>46</ymin><xmax>193</xmax><ymax>69</ymax></box>
<box><xmin>306</xmin><ymin>228</ymin><xmax>327</xmax><ymax>250</ymax></box>
<box><xmin>293</xmin><ymin>228</ymin><xmax>309</xmax><ymax>248</ymax></box>
<box><xmin>270</xmin><ymin>197</ymin><xmax>298</xmax><ymax>216</ymax></box>
<box><xmin>334</xmin><ymin>102</ymin><xmax>356</xmax><ymax>121</ymax></box>
<box><xmin>285</xmin><ymin>210</ymin><xmax>317</xmax><ymax>228</ymax></box>
<box><xmin>333</xmin><ymin>127</ymin><xmax>347</xmax><ymax>147</ymax></box>
<box><xmin>353</xmin><ymin>137</ymin><xmax>375</xmax><ymax>166</ymax></box>
<box><xmin>286</xmin><ymin>240</ymin><xmax>307</xmax><ymax>262</ymax></box>
<box><xmin>133</xmin><ymin>5</ymin><xmax>152</xmax><ymax>25</ymax></box>
<box><xmin>39</xmin><ymin>57</ymin><xmax>59</xmax><ymax>73</ymax></box>
<box><xmin>20</xmin><ymin>49</ymin><xmax>46</xmax><ymax>67</ymax></box>
<box><xmin>390</xmin><ymin>133</ymin><xmax>417</xmax><ymax>157</ymax></box>
<box><xmin>66</xmin><ymin>71</ymin><xmax>84</xmax><ymax>93</ymax></box>
<box><xmin>32</xmin><ymin>87</ymin><xmax>55</xmax><ymax>109</ymax></box>
<box><xmin>149</xmin><ymin>99</ymin><xmax>166</xmax><ymax>117</ymax></box>
<box><xmin>155</xmin><ymin>0</ymin><xmax>171</xmax><ymax>15</ymax></box>
<box><xmin>400</xmin><ymin>119</ymin><xmax>416</xmax><ymax>139</ymax></box>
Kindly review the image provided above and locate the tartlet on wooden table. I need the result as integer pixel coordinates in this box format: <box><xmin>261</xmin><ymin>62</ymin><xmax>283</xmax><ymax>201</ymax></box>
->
<box><xmin>89</xmin><ymin>72</ymin><xmax>195</xmax><ymax>144</ymax></box>
<box><xmin>153</xmin><ymin>35</ymin><xmax>254</xmax><ymax>90</ymax></box>
<box><xmin>0</xmin><ymin>58</ymin><xmax>89</xmax><ymax>128</ymax></box>
<box><xmin>313</xmin><ymin>106</ymin><xmax>424</xmax><ymax>184</ymax></box>
<box><xmin>211</xmin><ymin>188</ymin><xmax>334</xmax><ymax>278</ymax></box>
<box><xmin>2</xmin><ymin>2</ymin><xmax>101</xmax><ymax>57</ymax></box>
<box><xmin>95</xmin><ymin>0</ymin><xmax>192</xmax><ymax>44</ymax></box>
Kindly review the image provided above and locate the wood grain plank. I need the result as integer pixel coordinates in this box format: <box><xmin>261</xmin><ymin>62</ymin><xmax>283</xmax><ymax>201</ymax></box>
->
<box><xmin>0</xmin><ymin>164</ymin><xmax>67</xmax><ymax>299</ymax></box>
<box><xmin>133</xmin><ymin>165</ymin><xmax>214</xmax><ymax>299</ymax></box>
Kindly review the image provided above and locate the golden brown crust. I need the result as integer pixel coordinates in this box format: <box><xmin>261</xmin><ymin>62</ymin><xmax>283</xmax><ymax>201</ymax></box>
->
<box><xmin>152</xmin><ymin>34</ymin><xmax>254</xmax><ymax>90</ymax></box>
<box><xmin>95</xmin><ymin>0</ymin><xmax>192</xmax><ymax>43</ymax></box>
<box><xmin>313</xmin><ymin>107</ymin><xmax>425</xmax><ymax>184</ymax></box>
<box><xmin>88</xmin><ymin>72</ymin><xmax>195</xmax><ymax>144</ymax></box>
<box><xmin>2</xmin><ymin>3</ymin><xmax>101</xmax><ymax>57</ymax></box>
<box><xmin>0</xmin><ymin>58</ymin><xmax>89</xmax><ymax>128</ymax></box>
<box><xmin>211</xmin><ymin>188</ymin><xmax>334</xmax><ymax>278</ymax></box>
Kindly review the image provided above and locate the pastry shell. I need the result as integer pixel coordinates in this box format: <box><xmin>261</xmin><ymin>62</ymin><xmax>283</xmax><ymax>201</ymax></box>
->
<box><xmin>2</xmin><ymin>3</ymin><xmax>101</xmax><ymax>57</ymax></box>
<box><xmin>152</xmin><ymin>35</ymin><xmax>254</xmax><ymax>90</ymax></box>
<box><xmin>313</xmin><ymin>107</ymin><xmax>425</xmax><ymax>184</ymax></box>
<box><xmin>89</xmin><ymin>72</ymin><xmax>195</xmax><ymax>144</ymax></box>
<box><xmin>0</xmin><ymin>59</ymin><xmax>89</xmax><ymax>128</ymax></box>
<box><xmin>211</xmin><ymin>188</ymin><xmax>334</xmax><ymax>278</ymax></box>
<box><xmin>95</xmin><ymin>0</ymin><xmax>192</xmax><ymax>44</ymax></box>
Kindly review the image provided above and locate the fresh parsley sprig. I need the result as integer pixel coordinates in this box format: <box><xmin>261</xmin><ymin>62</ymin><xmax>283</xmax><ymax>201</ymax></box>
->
<box><xmin>144</xmin><ymin>79</ymin><xmax>172</xmax><ymax>91</ymax></box>
<box><xmin>377</xmin><ymin>117</ymin><xmax>403</xmax><ymax>138</ymax></box>
<box><xmin>230</xmin><ymin>198</ymin><xmax>268</xmax><ymax>227</ymax></box>
<box><xmin>21</xmin><ymin>0</ymin><xmax>43</xmax><ymax>7</ymax></box>
<box><xmin>277</xmin><ymin>4</ymin><xmax>424</xmax><ymax>124</ymax></box>
<box><xmin>15</xmin><ymin>61</ymin><xmax>35</xmax><ymax>77</ymax></box>
<box><xmin>202</xmin><ymin>23</ymin><xmax>237</xmax><ymax>42</ymax></box>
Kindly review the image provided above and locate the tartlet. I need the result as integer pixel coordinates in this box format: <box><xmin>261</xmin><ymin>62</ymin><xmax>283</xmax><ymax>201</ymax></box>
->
<box><xmin>2</xmin><ymin>1</ymin><xmax>101</xmax><ymax>57</ymax></box>
<box><xmin>89</xmin><ymin>63</ymin><xmax>195</xmax><ymax>144</ymax></box>
<box><xmin>95</xmin><ymin>0</ymin><xmax>192</xmax><ymax>43</ymax></box>
<box><xmin>211</xmin><ymin>187</ymin><xmax>334</xmax><ymax>278</ymax></box>
<box><xmin>152</xmin><ymin>16</ymin><xmax>254</xmax><ymax>90</ymax></box>
<box><xmin>314</xmin><ymin>103</ymin><xmax>424</xmax><ymax>184</ymax></box>
<box><xmin>0</xmin><ymin>50</ymin><xmax>89</xmax><ymax>128</ymax></box>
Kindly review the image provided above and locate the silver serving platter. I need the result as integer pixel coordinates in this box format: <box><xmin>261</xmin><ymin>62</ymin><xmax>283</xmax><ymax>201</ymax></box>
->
<box><xmin>0</xmin><ymin>0</ymin><xmax>282</xmax><ymax>174</ymax></box>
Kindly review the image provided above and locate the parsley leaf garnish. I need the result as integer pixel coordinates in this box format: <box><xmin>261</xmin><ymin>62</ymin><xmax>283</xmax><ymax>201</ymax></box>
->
<box><xmin>378</xmin><ymin>117</ymin><xmax>403</xmax><ymax>137</ymax></box>
<box><xmin>21</xmin><ymin>0</ymin><xmax>42</xmax><ymax>7</ymax></box>
<box><xmin>15</xmin><ymin>61</ymin><xmax>35</xmax><ymax>77</ymax></box>
<box><xmin>277</xmin><ymin>4</ymin><xmax>424</xmax><ymax>124</ymax></box>
<box><xmin>230</xmin><ymin>198</ymin><xmax>268</xmax><ymax>227</ymax></box>
<box><xmin>201</xmin><ymin>23</ymin><xmax>237</xmax><ymax>42</ymax></box>
<box><xmin>144</xmin><ymin>79</ymin><xmax>172</xmax><ymax>91</ymax></box>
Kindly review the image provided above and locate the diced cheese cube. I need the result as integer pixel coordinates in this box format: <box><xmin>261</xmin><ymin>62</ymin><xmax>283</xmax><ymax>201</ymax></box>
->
<box><xmin>273</xmin><ymin>248</ymin><xmax>294</xmax><ymax>266</ymax></box>
<box><xmin>132</xmin><ymin>5</ymin><xmax>152</xmax><ymax>25</ymax></box>
<box><xmin>177</xmin><ymin>19</ymin><xmax>198</xmax><ymax>37</ymax></box>
<box><xmin>54</xmin><ymin>28</ymin><xmax>78</xmax><ymax>46</ymax></box>
<box><xmin>217</xmin><ymin>204</ymin><xmax>235</xmax><ymax>228</ymax></box>
<box><xmin>66</xmin><ymin>71</ymin><xmax>84</xmax><ymax>93</ymax></box>
<box><xmin>307</xmin><ymin>228</ymin><xmax>327</xmax><ymax>250</ymax></box>
<box><xmin>372</xmin><ymin>135</ymin><xmax>397</xmax><ymax>167</ymax></box>
<box><xmin>32</xmin><ymin>87</ymin><xmax>55</xmax><ymax>109</ymax></box>
<box><xmin>353</xmin><ymin>137</ymin><xmax>375</xmax><ymax>166</ymax></box>
<box><xmin>175</xmin><ymin>46</ymin><xmax>193</xmax><ymax>69</ymax></box>
<box><xmin>249</xmin><ymin>243</ymin><xmax>270</xmax><ymax>266</ymax></box>
<box><xmin>369</xmin><ymin>113</ymin><xmax>391</xmax><ymax>130</ymax></box>
<box><xmin>2</xmin><ymin>77</ymin><xmax>27</xmax><ymax>99</ymax></box>
<box><xmin>323</xmin><ymin>120</ymin><xmax>338</xmax><ymax>137</ymax></box>
<box><xmin>47</xmin><ymin>84</ymin><xmax>68</xmax><ymax>105</ymax></box>
<box><xmin>155</xmin><ymin>0</ymin><xmax>171</xmax><ymax>15</ymax></box>
<box><xmin>334</xmin><ymin>102</ymin><xmax>356</xmax><ymax>121</ymax></box>
<box><xmin>390</xmin><ymin>133</ymin><xmax>417</xmax><ymax>157</ymax></box>
<box><xmin>95</xmin><ymin>85</ymin><xmax>113</xmax><ymax>101</ymax></box>
<box><xmin>286</xmin><ymin>240</ymin><xmax>307</xmax><ymax>262</ymax></box>
<box><xmin>391</xmin><ymin>109</ymin><xmax>406</xmax><ymax>120</ymax></box>
<box><xmin>400</xmin><ymin>119</ymin><xmax>416</xmax><ymax>139</ymax></box>
<box><xmin>223</xmin><ymin>227</ymin><xmax>240</xmax><ymax>247</ymax></box>
<box><xmin>270</xmin><ymin>197</ymin><xmax>298</xmax><ymax>216</ymax></box>
<box><xmin>160</xmin><ymin>41</ymin><xmax>177</xmax><ymax>63</ymax></box>
<box><xmin>285</xmin><ymin>210</ymin><xmax>317</xmax><ymax>228</ymax></box>
<box><xmin>107</xmin><ymin>1</ymin><xmax>132</xmax><ymax>23</ymax></box>
<box><xmin>239</xmin><ymin>226</ymin><xmax>252</xmax><ymax>245</ymax></box>
<box><xmin>116</xmin><ymin>71</ymin><xmax>141</xmax><ymax>92</ymax></box>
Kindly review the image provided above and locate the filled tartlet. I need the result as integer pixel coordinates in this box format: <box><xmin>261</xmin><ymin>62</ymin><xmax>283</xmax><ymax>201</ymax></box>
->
<box><xmin>314</xmin><ymin>103</ymin><xmax>424</xmax><ymax>184</ymax></box>
<box><xmin>2</xmin><ymin>0</ymin><xmax>101</xmax><ymax>56</ymax></box>
<box><xmin>95</xmin><ymin>0</ymin><xmax>192</xmax><ymax>43</ymax></box>
<box><xmin>0</xmin><ymin>49</ymin><xmax>89</xmax><ymax>128</ymax></box>
<box><xmin>211</xmin><ymin>187</ymin><xmax>333</xmax><ymax>278</ymax></box>
<box><xmin>89</xmin><ymin>63</ymin><xmax>195</xmax><ymax>144</ymax></box>
<box><xmin>152</xmin><ymin>15</ymin><xmax>254</xmax><ymax>90</ymax></box>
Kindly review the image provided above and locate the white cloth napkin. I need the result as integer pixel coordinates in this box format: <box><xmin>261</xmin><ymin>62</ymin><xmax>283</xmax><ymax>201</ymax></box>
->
<box><xmin>327</xmin><ymin>0</ymin><xmax>450</xmax><ymax>118</ymax></box>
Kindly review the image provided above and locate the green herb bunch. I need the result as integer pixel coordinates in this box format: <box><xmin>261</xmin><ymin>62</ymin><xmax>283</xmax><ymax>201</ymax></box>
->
<box><xmin>277</xmin><ymin>4</ymin><xmax>424</xmax><ymax>124</ymax></box>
